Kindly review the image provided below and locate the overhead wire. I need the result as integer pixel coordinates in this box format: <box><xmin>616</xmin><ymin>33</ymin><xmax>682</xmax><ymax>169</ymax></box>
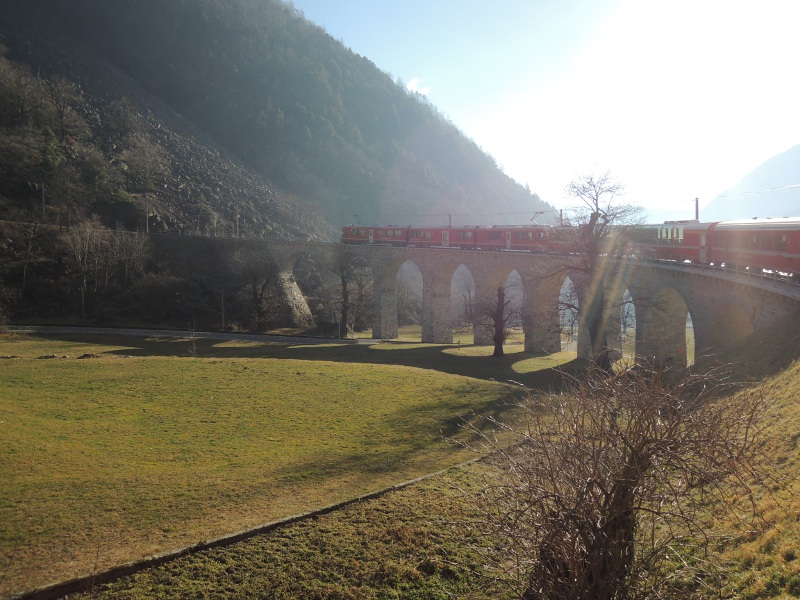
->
<box><xmin>715</xmin><ymin>183</ymin><xmax>800</xmax><ymax>198</ymax></box>
<box><xmin>349</xmin><ymin>209</ymin><xmax>560</xmax><ymax>221</ymax></box>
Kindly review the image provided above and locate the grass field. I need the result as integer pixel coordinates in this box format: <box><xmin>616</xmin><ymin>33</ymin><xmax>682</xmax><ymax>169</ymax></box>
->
<box><xmin>351</xmin><ymin>323</ymin><xmax>526</xmax><ymax>344</ymax></box>
<box><xmin>2</xmin><ymin>321</ymin><xmax>750</xmax><ymax>598</ymax></box>
<box><xmin>68</xmin><ymin>465</ymin><xmax>503</xmax><ymax>599</ymax></box>
<box><xmin>48</xmin><ymin>312</ymin><xmax>800</xmax><ymax>599</ymax></box>
<box><xmin>0</xmin><ymin>331</ymin><xmax>577</xmax><ymax>596</ymax></box>
<box><xmin>71</xmin><ymin>354</ymin><xmax>800</xmax><ymax>600</ymax></box>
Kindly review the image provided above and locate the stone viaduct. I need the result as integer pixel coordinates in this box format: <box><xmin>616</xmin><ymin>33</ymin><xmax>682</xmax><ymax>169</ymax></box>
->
<box><xmin>267</xmin><ymin>241</ymin><xmax>800</xmax><ymax>369</ymax></box>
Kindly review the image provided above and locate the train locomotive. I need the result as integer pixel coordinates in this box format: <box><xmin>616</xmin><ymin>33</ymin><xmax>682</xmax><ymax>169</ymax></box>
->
<box><xmin>341</xmin><ymin>216</ymin><xmax>800</xmax><ymax>278</ymax></box>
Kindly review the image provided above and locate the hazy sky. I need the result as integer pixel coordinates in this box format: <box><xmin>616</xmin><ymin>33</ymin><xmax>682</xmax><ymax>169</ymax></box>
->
<box><xmin>290</xmin><ymin>0</ymin><xmax>800</xmax><ymax>222</ymax></box>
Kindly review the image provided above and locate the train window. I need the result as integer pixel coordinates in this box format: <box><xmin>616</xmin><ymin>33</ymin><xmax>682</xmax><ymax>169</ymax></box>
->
<box><xmin>410</xmin><ymin>230</ymin><xmax>432</xmax><ymax>239</ymax></box>
<box><xmin>631</xmin><ymin>227</ymin><xmax>657</xmax><ymax>242</ymax></box>
<box><xmin>736</xmin><ymin>233</ymin><xmax>749</xmax><ymax>248</ymax></box>
<box><xmin>514</xmin><ymin>231</ymin><xmax>533</xmax><ymax>240</ymax></box>
<box><xmin>348</xmin><ymin>228</ymin><xmax>366</xmax><ymax>237</ymax></box>
<box><xmin>487</xmin><ymin>231</ymin><xmax>503</xmax><ymax>240</ymax></box>
<box><xmin>455</xmin><ymin>231</ymin><xmax>474</xmax><ymax>239</ymax></box>
<box><xmin>778</xmin><ymin>234</ymin><xmax>787</xmax><ymax>251</ymax></box>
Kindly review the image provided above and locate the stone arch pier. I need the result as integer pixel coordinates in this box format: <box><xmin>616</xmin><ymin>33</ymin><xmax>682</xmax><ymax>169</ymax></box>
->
<box><xmin>266</xmin><ymin>241</ymin><xmax>800</xmax><ymax>366</ymax></box>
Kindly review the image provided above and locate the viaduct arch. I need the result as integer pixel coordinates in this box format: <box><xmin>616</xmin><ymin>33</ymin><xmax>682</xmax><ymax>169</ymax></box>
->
<box><xmin>267</xmin><ymin>241</ymin><xmax>800</xmax><ymax>367</ymax></box>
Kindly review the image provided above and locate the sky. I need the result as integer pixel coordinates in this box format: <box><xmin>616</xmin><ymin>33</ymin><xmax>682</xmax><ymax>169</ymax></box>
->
<box><xmin>290</xmin><ymin>0</ymin><xmax>800</xmax><ymax>222</ymax></box>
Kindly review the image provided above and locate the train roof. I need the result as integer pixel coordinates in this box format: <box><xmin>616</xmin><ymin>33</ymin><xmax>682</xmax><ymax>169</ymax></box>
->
<box><xmin>713</xmin><ymin>216</ymin><xmax>800</xmax><ymax>230</ymax></box>
<box><xmin>641</xmin><ymin>221</ymin><xmax>713</xmax><ymax>231</ymax></box>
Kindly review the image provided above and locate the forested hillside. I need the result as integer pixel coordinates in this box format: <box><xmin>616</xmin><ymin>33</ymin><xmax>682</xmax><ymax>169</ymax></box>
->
<box><xmin>0</xmin><ymin>0</ymin><xmax>552</xmax><ymax>237</ymax></box>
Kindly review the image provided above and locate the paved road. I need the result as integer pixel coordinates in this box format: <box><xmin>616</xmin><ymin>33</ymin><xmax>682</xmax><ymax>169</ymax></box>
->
<box><xmin>7</xmin><ymin>324</ymin><xmax>378</xmax><ymax>345</ymax></box>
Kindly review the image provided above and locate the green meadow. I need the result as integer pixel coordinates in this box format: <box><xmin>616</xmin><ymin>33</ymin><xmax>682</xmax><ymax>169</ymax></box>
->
<box><xmin>0</xmin><ymin>332</ymin><xmax>576</xmax><ymax>596</ymax></box>
<box><xmin>59</xmin><ymin>313</ymin><xmax>800</xmax><ymax>599</ymax></box>
<box><xmin>8</xmin><ymin>322</ymin><xmax>780</xmax><ymax>599</ymax></box>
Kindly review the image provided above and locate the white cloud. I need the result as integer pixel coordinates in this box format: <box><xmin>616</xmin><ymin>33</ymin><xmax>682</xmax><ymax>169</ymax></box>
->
<box><xmin>406</xmin><ymin>76</ymin><xmax>431</xmax><ymax>96</ymax></box>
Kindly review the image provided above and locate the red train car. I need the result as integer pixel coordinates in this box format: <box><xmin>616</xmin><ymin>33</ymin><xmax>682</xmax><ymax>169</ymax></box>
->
<box><xmin>341</xmin><ymin>226</ymin><xmax>410</xmax><ymax>246</ymax></box>
<box><xmin>342</xmin><ymin>217</ymin><xmax>800</xmax><ymax>278</ymax></box>
<box><xmin>631</xmin><ymin>221</ymin><xmax>714</xmax><ymax>264</ymax></box>
<box><xmin>708</xmin><ymin>217</ymin><xmax>800</xmax><ymax>275</ymax></box>
<box><xmin>341</xmin><ymin>225</ymin><xmax>551</xmax><ymax>251</ymax></box>
<box><xmin>632</xmin><ymin>217</ymin><xmax>800</xmax><ymax>276</ymax></box>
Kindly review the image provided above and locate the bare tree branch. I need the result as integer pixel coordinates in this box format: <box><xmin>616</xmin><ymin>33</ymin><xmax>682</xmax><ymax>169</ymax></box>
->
<box><xmin>559</xmin><ymin>171</ymin><xmax>645</xmax><ymax>371</ymax></box>
<box><xmin>459</xmin><ymin>365</ymin><xmax>777</xmax><ymax>599</ymax></box>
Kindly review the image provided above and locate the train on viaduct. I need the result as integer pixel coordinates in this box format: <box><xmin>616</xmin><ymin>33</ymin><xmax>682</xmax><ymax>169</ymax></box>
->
<box><xmin>263</xmin><ymin>239</ymin><xmax>800</xmax><ymax>370</ymax></box>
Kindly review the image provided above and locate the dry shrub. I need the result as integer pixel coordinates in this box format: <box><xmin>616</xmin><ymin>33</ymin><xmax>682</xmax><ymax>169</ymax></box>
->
<box><xmin>461</xmin><ymin>364</ymin><xmax>776</xmax><ymax>599</ymax></box>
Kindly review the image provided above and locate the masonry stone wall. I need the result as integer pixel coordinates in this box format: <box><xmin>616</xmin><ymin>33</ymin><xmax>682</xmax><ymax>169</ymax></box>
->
<box><xmin>265</xmin><ymin>241</ymin><xmax>800</xmax><ymax>364</ymax></box>
<box><xmin>627</xmin><ymin>263</ymin><xmax>800</xmax><ymax>364</ymax></box>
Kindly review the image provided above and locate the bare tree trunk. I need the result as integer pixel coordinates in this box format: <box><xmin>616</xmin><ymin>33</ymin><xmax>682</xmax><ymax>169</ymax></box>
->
<box><xmin>470</xmin><ymin>365</ymin><xmax>771</xmax><ymax>600</ymax></box>
<box><xmin>21</xmin><ymin>223</ymin><xmax>37</xmax><ymax>290</ymax></box>
<box><xmin>586</xmin><ymin>278</ymin><xmax>612</xmax><ymax>373</ymax></box>
<box><xmin>493</xmin><ymin>286</ymin><xmax>505</xmax><ymax>357</ymax></box>
<box><xmin>339</xmin><ymin>277</ymin><xmax>350</xmax><ymax>339</ymax></box>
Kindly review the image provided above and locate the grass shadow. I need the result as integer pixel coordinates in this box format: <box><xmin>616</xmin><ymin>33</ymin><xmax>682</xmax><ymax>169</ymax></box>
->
<box><xmin>27</xmin><ymin>332</ymin><xmax>586</xmax><ymax>391</ymax></box>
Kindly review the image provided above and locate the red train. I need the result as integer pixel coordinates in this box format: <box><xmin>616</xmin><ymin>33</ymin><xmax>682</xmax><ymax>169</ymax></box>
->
<box><xmin>341</xmin><ymin>217</ymin><xmax>800</xmax><ymax>277</ymax></box>
<box><xmin>631</xmin><ymin>217</ymin><xmax>800</xmax><ymax>276</ymax></box>
<box><xmin>341</xmin><ymin>224</ymin><xmax>553</xmax><ymax>252</ymax></box>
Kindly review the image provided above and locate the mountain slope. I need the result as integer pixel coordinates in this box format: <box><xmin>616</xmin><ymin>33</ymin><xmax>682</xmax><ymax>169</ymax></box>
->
<box><xmin>0</xmin><ymin>0</ymin><xmax>553</xmax><ymax>237</ymax></box>
<box><xmin>703</xmin><ymin>144</ymin><xmax>800</xmax><ymax>221</ymax></box>
<box><xmin>0</xmin><ymin>2</ymin><xmax>333</xmax><ymax>240</ymax></box>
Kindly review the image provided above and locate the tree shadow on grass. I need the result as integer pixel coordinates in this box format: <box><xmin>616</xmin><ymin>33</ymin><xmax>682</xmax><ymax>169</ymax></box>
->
<box><xmin>27</xmin><ymin>332</ymin><xmax>586</xmax><ymax>391</ymax></box>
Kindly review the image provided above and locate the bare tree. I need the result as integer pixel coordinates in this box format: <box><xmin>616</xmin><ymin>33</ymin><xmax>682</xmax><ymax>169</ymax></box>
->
<box><xmin>19</xmin><ymin>222</ymin><xmax>39</xmax><ymax>291</ymax></box>
<box><xmin>557</xmin><ymin>276</ymin><xmax>580</xmax><ymax>350</ymax></box>
<box><xmin>322</xmin><ymin>245</ymin><xmax>371</xmax><ymax>338</ymax></box>
<box><xmin>618</xmin><ymin>290</ymin><xmax>637</xmax><ymax>363</ymax></box>
<box><xmin>0</xmin><ymin>278</ymin><xmax>10</xmax><ymax>326</ymax></box>
<box><xmin>453</xmin><ymin>266</ymin><xmax>475</xmax><ymax>329</ymax></box>
<box><xmin>111</xmin><ymin>228</ymin><xmax>151</xmax><ymax>288</ymax></box>
<box><xmin>470</xmin><ymin>282</ymin><xmax>521</xmax><ymax>357</ymax></box>
<box><xmin>61</xmin><ymin>220</ymin><xmax>110</xmax><ymax>319</ymax></box>
<box><xmin>562</xmin><ymin>171</ymin><xmax>644</xmax><ymax>372</ymax></box>
<box><xmin>225</xmin><ymin>249</ymin><xmax>284</xmax><ymax>332</ymax></box>
<box><xmin>461</xmin><ymin>365</ymin><xmax>774</xmax><ymax>599</ymax></box>
<box><xmin>0</xmin><ymin>55</ymin><xmax>43</xmax><ymax>127</ymax></box>
<box><xmin>396</xmin><ymin>272</ymin><xmax>421</xmax><ymax>327</ymax></box>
